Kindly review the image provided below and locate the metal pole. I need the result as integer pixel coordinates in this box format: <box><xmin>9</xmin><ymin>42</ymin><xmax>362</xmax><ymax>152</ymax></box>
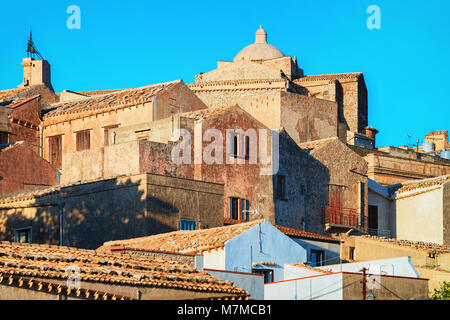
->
<box><xmin>361</xmin><ymin>267</ymin><xmax>367</xmax><ymax>300</ymax></box>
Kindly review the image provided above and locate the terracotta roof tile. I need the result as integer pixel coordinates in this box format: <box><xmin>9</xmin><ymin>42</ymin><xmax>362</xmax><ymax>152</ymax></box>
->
<box><xmin>99</xmin><ymin>220</ymin><xmax>264</xmax><ymax>254</ymax></box>
<box><xmin>393</xmin><ymin>174</ymin><xmax>450</xmax><ymax>195</ymax></box>
<box><xmin>0</xmin><ymin>87</ymin><xmax>29</xmax><ymax>105</ymax></box>
<box><xmin>180</xmin><ymin>105</ymin><xmax>239</xmax><ymax>120</ymax></box>
<box><xmin>291</xmin><ymin>264</ymin><xmax>331</xmax><ymax>274</ymax></box>
<box><xmin>0</xmin><ymin>242</ymin><xmax>248</xmax><ymax>297</ymax></box>
<box><xmin>43</xmin><ymin>80</ymin><xmax>181</xmax><ymax>124</ymax></box>
<box><xmin>359</xmin><ymin>235</ymin><xmax>450</xmax><ymax>254</ymax></box>
<box><xmin>275</xmin><ymin>225</ymin><xmax>339</xmax><ymax>242</ymax></box>
<box><xmin>298</xmin><ymin>137</ymin><xmax>338</xmax><ymax>152</ymax></box>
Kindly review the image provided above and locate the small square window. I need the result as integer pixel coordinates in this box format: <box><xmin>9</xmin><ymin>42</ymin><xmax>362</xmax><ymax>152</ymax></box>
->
<box><xmin>15</xmin><ymin>227</ymin><xmax>32</xmax><ymax>244</ymax></box>
<box><xmin>311</xmin><ymin>250</ymin><xmax>324</xmax><ymax>267</ymax></box>
<box><xmin>252</xmin><ymin>268</ymin><xmax>274</xmax><ymax>283</ymax></box>
<box><xmin>179</xmin><ymin>219</ymin><xmax>195</xmax><ymax>231</ymax></box>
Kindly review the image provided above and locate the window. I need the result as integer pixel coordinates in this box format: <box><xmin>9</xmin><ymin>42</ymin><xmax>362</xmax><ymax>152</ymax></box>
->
<box><xmin>310</xmin><ymin>250</ymin><xmax>324</xmax><ymax>267</ymax></box>
<box><xmin>275</xmin><ymin>175</ymin><xmax>286</xmax><ymax>200</ymax></box>
<box><xmin>76</xmin><ymin>130</ymin><xmax>90</xmax><ymax>151</ymax></box>
<box><xmin>228</xmin><ymin>197</ymin><xmax>250</xmax><ymax>221</ymax></box>
<box><xmin>360</xmin><ymin>182</ymin><xmax>365</xmax><ymax>227</ymax></box>
<box><xmin>104</xmin><ymin>125</ymin><xmax>118</xmax><ymax>146</ymax></box>
<box><xmin>179</xmin><ymin>219</ymin><xmax>195</xmax><ymax>230</ymax></box>
<box><xmin>229</xmin><ymin>132</ymin><xmax>252</xmax><ymax>159</ymax></box>
<box><xmin>244</xmin><ymin>135</ymin><xmax>250</xmax><ymax>160</ymax></box>
<box><xmin>229</xmin><ymin>132</ymin><xmax>239</xmax><ymax>157</ymax></box>
<box><xmin>349</xmin><ymin>247</ymin><xmax>355</xmax><ymax>261</ymax></box>
<box><xmin>368</xmin><ymin>205</ymin><xmax>378</xmax><ymax>230</ymax></box>
<box><xmin>48</xmin><ymin>135</ymin><xmax>62</xmax><ymax>169</ymax></box>
<box><xmin>0</xmin><ymin>132</ymin><xmax>9</xmax><ymax>144</ymax></box>
<box><xmin>252</xmin><ymin>268</ymin><xmax>274</xmax><ymax>283</ymax></box>
<box><xmin>15</xmin><ymin>227</ymin><xmax>32</xmax><ymax>244</ymax></box>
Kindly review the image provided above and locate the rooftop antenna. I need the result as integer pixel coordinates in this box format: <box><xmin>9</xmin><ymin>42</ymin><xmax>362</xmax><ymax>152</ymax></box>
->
<box><xmin>406</xmin><ymin>134</ymin><xmax>412</xmax><ymax>148</ymax></box>
<box><xmin>26</xmin><ymin>30</ymin><xmax>44</xmax><ymax>60</ymax></box>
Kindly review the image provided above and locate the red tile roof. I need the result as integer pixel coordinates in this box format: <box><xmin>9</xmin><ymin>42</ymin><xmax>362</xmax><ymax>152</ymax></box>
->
<box><xmin>359</xmin><ymin>235</ymin><xmax>450</xmax><ymax>254</ymax></box>
<box><xmin>275</xmin><ymin>225</ymin><xmax>340</xmax><ymax>242</ymax></box>
<box><xmin>43</xmin><ymin>80</ymin><xmax>181</xmax><ymax>125</ymax></box>
<box><xmin>394</xmin><ymin>174</ymin><xmax>450</xmax><ymax>195</ymax></box>
<box><xmin>222</xmin><ymin>218</ymin><xmax>339</xmax><ymax>242</ymax></box>
<box><xmin>0</xmin><ymin>241</ymin><xmax>248</xmax><ymax>297</ymax></box>
<box><xmin>99</xmin><ymin>220</ymin><xmax>264</xmax><ymax>254</ymax></box>
<box><xmin>0</xmin><ymin>87</ymin><xmax>29</xmax><ymax>105</ymax></box>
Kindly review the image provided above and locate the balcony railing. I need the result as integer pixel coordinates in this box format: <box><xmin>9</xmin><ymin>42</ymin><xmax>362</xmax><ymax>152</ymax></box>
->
<box><xmin>324</xmin><ymin>205</ymin><xmax>360</xmax><ymax>229</ymax></box>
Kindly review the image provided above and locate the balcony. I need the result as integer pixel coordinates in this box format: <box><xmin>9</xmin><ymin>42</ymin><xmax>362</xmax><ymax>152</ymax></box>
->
<box><xmin>324</xmin><ymin>205</ymin><xmax>360</xmax><ymax>231</ymax></box>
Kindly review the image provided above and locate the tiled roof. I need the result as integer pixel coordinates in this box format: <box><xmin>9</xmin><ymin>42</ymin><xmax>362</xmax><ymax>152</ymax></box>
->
<box><xmin>43</xmin><ymin>80</ymin><xmax>181</xmax><ymax>124</ymax></box>
<box><xmin>291</xmin><ymin>264</ymin><xmax>331</xmax><ymax>274</ymax></box>
<box><xmin>274</xmin><ymin>225</ymin><xmax>340</xmax><ymax>243</ymax></box>
<box><xmin>180</xmin><ymin>105</ymin><xmax>240</xmax><ymax>120</ymax></box>
<box><xmin>72</xmin><ymin>89</ymin><xmax>123</xmax><ymax>97</ymax></box>
<box><xmin>0</xmin><ymin>241</ymin><xmax>248</xmax><ymax>297</ymax></box>
<box><xmin>0</xmin><ymin>87</ymin><xmax>29</xmax><ymax>106</ymax></box>
<box><xmin>359</xmin><ymin>235</ymin><xmax>450</xmax><ymax>254</ymax></box>
<box><xmin>298</xmin><ymin>137</ymin><xmax>337</xmax><ymax>152</ymax></box>
<box><xmin>393</xmin><ymin>174</ymin><xmax>450</xmax><ymax>195</ymax></box>
<box><xmin>99</xmin><ymin>220</ymin><xmax>263</xmax><ymax>254</ymax></box>
<box><xmin>0</xmin><ymin>185</ymin><xmax>60</xmax><ymax>204</ymax></box>
<box><xmin>295</xmin><ymin>72</ymin><xmax>363</xmax><ymax>83</ymax></box>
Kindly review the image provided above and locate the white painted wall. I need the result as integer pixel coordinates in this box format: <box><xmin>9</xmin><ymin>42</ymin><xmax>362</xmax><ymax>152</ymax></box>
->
<box><xmin>264</xmin><ymin>273</ymin><xmax>343</xmax><ymax>300</ymax></box>
<box><xmin>317</xmin><ymin>256</ymin><xmax>420</xmax><ymax>278</ymax></box>
<box><xmin>394</xmin><ymin>188</ymin><xmax>444</xmax><ymax>244</ymax></box>
<box><xmin>203</xmin><ymin>248</ymin><xmax>226</xmax><ymax>270</ymax></box>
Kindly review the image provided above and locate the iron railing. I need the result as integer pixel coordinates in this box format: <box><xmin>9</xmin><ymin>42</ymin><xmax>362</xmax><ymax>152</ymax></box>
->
<box><xmin>324</xmin><ymin>205</ymin><xmax>360</xmax><ymax>228</ymax></box>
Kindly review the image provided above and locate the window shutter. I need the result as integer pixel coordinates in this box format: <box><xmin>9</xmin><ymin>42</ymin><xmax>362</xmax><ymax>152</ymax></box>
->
<box><xmin>246</xmin><ymin>200</ymin><xmax>250</xmax><ymax>220</ymax></box>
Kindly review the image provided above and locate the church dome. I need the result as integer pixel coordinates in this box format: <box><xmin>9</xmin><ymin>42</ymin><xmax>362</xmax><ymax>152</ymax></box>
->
<box><xmin>233</xmin><ymin>26</ymin><xmax>285</xmax><ymax>62</ymax></box>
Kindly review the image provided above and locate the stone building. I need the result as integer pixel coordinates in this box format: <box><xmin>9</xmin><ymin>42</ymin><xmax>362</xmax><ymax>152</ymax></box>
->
<box><xmin>188</xmin><ymin>26</ymin><xmax>368</xmax><ymax>142</ymax></box>
<box><xmin>340</xmin><ymin>235</ymin><xmax>450</xmax><ymax>296</ymax></box>
<box><xmin>0</xmin><ymin>241</ymin><xmax>247</xmax><ymax>300</ymax></box>
<box><xmin>0</xmin><ymin>173</ymin><xmax>224</xmax><ymax>249</ymax></box>
<box><xmin>299</xmin><ymin>137</ymin><xmax>369</xmax><ymax>236</ymax></box>
<box><xmin>365</xmin><ymin>174</ymin><xmax>450</xmax><ymax>245</ymax></box>
<box><xmin>350</xmin><ymin>144</ymin><xmax>450</xmax><ymax>186</ymax></box>
<box><xmin>42</xmin><ymin>79</ymin><xmax>208</xmax><ymax>170</ymax></box>
<box><xmin>0</xmin><ymin>142</ymin><xmax>58</xmax><ymax>195</ymax></box>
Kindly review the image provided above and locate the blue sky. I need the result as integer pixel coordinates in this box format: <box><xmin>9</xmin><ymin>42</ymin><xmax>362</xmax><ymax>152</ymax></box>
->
<box><xmin>0</xmin><ymin>0</ymin><xmax>448</xmax><ymax>148</ymax></box>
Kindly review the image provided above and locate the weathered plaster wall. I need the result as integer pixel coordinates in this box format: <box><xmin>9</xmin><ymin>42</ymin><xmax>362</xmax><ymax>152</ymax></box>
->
<box><xmin>0</xmin><ymin>173</ymin><xmax>224</xmax><ymax>249</ymax></box>
<box><xmin>0</xmin><ymin>143</ymin><xmax>57</xmax><ymax>195</ymax></box>
<box><xmin>224</xmin><ymin>221</ymin><xmax>307</xmax><ymax>282</ymax></box>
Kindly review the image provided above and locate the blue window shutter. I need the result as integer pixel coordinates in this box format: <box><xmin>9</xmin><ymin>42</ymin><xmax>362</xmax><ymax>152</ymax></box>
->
<box><xmin>228</xmin><ymin>197</ymin><xmax>232</xmax><ymax>219</ymax></box>
<box><xmin>241</xmin><ymin>134</ymin><xmax>245</xmax><ymax>156</ymax></box>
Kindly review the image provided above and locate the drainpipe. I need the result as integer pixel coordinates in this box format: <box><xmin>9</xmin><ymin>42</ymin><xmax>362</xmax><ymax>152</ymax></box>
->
<box><xmin>39</xmin><ymin>125</ymin><xmax>43</xmax><ymax>157</ymax></box>
<box><xmin>59</xmin><ymin>203</ymin><xmax>65</xmax><ymax>246</ymax></box>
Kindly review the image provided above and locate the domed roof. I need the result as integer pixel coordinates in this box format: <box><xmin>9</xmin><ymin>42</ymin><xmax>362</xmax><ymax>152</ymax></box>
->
<box><xmin>233</xmin><ymin>26</ymin><xmax>285</xmax><ymax>62</ymax></box>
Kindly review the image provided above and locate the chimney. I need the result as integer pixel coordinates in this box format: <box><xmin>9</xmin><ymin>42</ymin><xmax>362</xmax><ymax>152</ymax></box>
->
<box><xmin>365</xmin><ymin>126</ymin><xmax>379</xmax><ymax>148</ymax></box>
<box><xmin>20</xmin><ymin>57</ymin><xmax>53</xmax><ymax>91</ymax></box>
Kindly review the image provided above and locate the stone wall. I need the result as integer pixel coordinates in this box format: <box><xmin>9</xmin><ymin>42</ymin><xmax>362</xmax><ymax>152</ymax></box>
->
<box><xmin>350</xmin><ymin>146</ymin><xmax>450</xmax><ymax>186</ymax></box>
<box><xmin>342</xmin><ymin>272</ymin><xmax>428</xmax><ymax>300</ymax></box>
<box><xmin>0</xmin><ymin>173</ymin><xmax>224</xmax><ymax>249</ymax></box>
<box><xmin>305</xmin><ymin>138</ymin><xmax>368</xmax><ymax>235</ymax></box>
<box><xmin>279</xmin><ymin>91</ymin><xmax>338</xmax><ymax>144</ymax></box>
<box><xmin>0</xmin><ymin>143</ymin><xmax>58</xmax><ymax>196</ymax></box>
